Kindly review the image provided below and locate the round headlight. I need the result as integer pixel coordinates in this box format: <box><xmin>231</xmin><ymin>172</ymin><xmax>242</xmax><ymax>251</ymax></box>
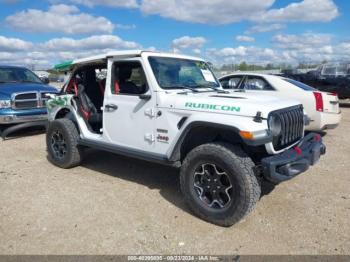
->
<box><xmin>268</xmin><ymin>115</ymin><xmax>282</xmax><ymax>136</ymax></box>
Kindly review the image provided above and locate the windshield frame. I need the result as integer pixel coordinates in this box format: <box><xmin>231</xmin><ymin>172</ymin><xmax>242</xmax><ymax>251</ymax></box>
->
<box><xmin>0</xmin><ymin>67</ymin><xmax>43</xmax><ymax>84</ymax></box>
<box><xmin>147</xmin><ymin>56</ymin><xmax>221</xmax><ymax>91</ymax></box>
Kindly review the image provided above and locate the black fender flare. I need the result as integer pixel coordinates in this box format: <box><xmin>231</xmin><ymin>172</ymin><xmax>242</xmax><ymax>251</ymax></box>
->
<box><xmin>168</xmin><ymin>121</ymin><xmax>242</xmax><ymax>162</ymax></box>
<box><xmin>168</xmin><ymin>121</ymin><xmax>273</xmax><ymax>162</ymax></box>
<box><xmin>53</xmin><ymin>108</ymin><xmax>80</xmax><ymax>133</ymax></box>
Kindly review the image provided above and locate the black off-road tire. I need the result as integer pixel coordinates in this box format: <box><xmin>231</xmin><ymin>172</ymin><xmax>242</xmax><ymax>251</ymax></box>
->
<box><xmin>46</xmin><ymin>119</ymin><xmax>82</xmax><ymax>169</ymax></box>
<box><xmin>180</xmin><ymin>143</ymin><xmax>261</xmax><ymax>227</ymax></box>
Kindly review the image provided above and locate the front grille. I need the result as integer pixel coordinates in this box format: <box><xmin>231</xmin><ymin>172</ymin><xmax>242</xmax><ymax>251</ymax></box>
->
<box><xmin>13</xmin><ymin>100</ymin><xmax>38</xmax><ymax>109</ymax></box>
<box><xmin>269</xmin><ymin>105</ymin><xmax>304</xmax><ymax>151</ymax></box>
<box><xmin>12</xmin><ymin>92</ymin><xmax>39</xmax><ymax>110</ymax></box>
<box><xmin>12</xmin><ymin>92</ymin><xmax>53</xmax><ymax>110</ymax></box>
<box><xmin>15</xmin><ymin>93</ymin><xmax>37</xmax><ymax>100</ymax></box>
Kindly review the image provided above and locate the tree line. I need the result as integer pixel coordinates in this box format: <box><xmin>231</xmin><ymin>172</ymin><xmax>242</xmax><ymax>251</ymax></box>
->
<box><xmin>216</xmin><ymin>61</ymin><xmax>323</xmax><ymax>72</ymax></box>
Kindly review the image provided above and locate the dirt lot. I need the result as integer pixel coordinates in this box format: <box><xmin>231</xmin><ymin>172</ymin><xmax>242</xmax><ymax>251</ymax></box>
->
<box><xmin>0</xmin><ymin>106</ymin><xmax>349</xmax><ymax>255</ymax></box>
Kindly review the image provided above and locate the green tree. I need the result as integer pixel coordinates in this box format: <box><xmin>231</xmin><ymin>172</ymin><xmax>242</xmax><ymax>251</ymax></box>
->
<box><xmin>238</xmin><ymin>61</ymin><xmax>248</xmax><ymax>71</ymax></box>
<box><xmin>265</xmin><ymin>63</ymin><xmax>274</xmax><ymax>70</ymax></box>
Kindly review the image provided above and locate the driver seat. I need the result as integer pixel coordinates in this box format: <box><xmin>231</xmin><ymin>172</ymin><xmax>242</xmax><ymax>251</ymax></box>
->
<box><xmin>76</xmin><ymin>83</ymin><xmax>102</xmax><ymax>132</ymax></box>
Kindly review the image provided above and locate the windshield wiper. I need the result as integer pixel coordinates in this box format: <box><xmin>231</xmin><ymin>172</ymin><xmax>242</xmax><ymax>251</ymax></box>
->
<box><xmin>195</xmin><ymin>84</ymin><xmax>230</xmax><ymax>94</ymax></box>
<box><xmin>163</xmin><ymin>85</ymin><xmax>200</xmax><ymax>93</ymax></box>
<box><xmin>20</xmin><ymin>80</ymin><xmax>40</xmax><ymax>83</ymax></box>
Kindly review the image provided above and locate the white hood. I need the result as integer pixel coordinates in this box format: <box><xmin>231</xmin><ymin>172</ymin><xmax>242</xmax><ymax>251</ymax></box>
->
<box><xmin>160</xmin><ymin>91</ymin><xmax>301</xmax><ymax>118</ymax></box>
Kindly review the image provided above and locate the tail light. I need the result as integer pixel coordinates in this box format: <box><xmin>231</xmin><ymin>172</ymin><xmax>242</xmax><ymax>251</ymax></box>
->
<box><xmin>313</xmin><ymin>92</ymin><xmax>324</xmax><ymax>112</ymax></box>
<box><xmin>328</xmin><ymin>92</ymin><xmax>338</xmax><ymax>97</ymax></box>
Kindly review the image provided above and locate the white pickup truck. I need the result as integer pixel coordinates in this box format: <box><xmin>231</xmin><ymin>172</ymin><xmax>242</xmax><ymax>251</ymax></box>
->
<box><xmin>46</xmin><ymin>50</ymin><xmax>326</xmax><ymax>226</ymax></box>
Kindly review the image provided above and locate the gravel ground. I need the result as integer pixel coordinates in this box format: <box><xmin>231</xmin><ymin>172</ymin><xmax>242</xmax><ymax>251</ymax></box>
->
<box><xmin>0</xmin><ymin>105</ymin><xmax>349</xmax><ymax>255</ymax></box>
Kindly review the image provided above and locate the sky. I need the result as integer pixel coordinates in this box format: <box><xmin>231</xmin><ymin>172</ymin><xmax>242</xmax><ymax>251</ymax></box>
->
<box><xmin>0</xmin><ymin>0</ymin><xmax>349</xmax><ymax>69</ymax></box>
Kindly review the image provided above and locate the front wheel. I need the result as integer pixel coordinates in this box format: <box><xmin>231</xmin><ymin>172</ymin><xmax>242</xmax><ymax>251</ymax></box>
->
<box><xmin>46</xmin><ymin>119</ymin><xmax>82</xmax><ymax>169</ymax></box>
<box><xmin>180</xmin><ymin>143</ymin><xmax>261</xmax><ymax>227</ymax></box>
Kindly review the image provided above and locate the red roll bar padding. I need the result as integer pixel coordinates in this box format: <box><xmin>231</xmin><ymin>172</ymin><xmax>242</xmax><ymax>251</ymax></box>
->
<box><xmin>114</xmin><ymin>82</ymin><xmax>120</xmax><ymax>94</ymax></box>
<box><xmin>66</xmin><ymin>78</ymin><xmax>78</xmax><ymax>96</ymax></box>
<box><xmin>80</xmin><ymin>106</ymin><xmax>90</xmax><ymax>121</ymax></box>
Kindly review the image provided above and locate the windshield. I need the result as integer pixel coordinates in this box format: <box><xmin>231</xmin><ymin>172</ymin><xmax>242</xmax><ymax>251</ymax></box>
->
<box><xmin>0</xmin><ymin>67</ymin><xmax>42</xmax><ymax>84</ymax></box>
<box><xmin>284</xmin><ymin>78</ymin><xmax>317</xmax><ymax>91</ymax></box>
<box><xmin>148</xmin><ymin>57</ymin><xmax>220</xmax><ymax>90</ymax></box>
<box><xmin>322</xmin><ymin>64</ymin><xmax>348</xmax><ymax>75</ymax></box>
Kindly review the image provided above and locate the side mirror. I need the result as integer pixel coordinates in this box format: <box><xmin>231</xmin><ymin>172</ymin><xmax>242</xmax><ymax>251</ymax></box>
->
<box><xmin>139</xmin><ymin>94</ymin><xmax>151</xmax><ymax>100</ymax></box>
<box><xmin>43</xmin><ymin>78</ymin><xmax>50</xmax><ymax>84</ymax></box>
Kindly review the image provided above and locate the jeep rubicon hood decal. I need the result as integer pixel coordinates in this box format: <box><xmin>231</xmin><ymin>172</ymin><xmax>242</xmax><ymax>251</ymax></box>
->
<box><xmin>167</xmin><ymin>92</ymin><xmax>301</xmax><ymax>118</ymax></box>
<box><xmin>185</xmin><ymin>102</ymin><xmax>241</xmax><ymax>113</ymax></box>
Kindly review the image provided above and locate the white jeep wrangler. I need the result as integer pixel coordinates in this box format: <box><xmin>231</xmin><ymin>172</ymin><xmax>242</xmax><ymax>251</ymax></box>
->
<box><xmin>46</xmin><ymin>50</ymin><xmax>326</xmax><ymax>226</ymax></box>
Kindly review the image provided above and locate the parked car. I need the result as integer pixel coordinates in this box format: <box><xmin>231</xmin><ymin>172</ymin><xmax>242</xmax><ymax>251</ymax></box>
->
<box><xmin>281</xmin><ymin>63</ymin><xmax>350</xmax><ymax>99</ymax></box>
<box><xmin>39</xmin><ymin>75</ymin><xmax>50</xmax><ymax>84</ymax></box>
<box><xmin>46</xmin><ymin>50</ymin><xmax>325</xmax><ymax>227</ymax></box>
<box><xmin>219</xmin><ymin>73</ymin><xmax>341</xmax><ymax>131</ymax></box>
<box><xmin>0</xmin><ymin>65</ymin><xmax>58</xmax><ymax>139</ymax></box>
<box><xmin>317</xmin><ymin>62</ymin><xmax>350</xmax><ymax>79</ymax></box>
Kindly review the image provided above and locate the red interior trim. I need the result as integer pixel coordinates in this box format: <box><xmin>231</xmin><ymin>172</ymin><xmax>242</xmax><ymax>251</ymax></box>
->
<box><xmin>114</xmin><ymin>82</ymin><xmax>120</xmax><ymax>94</ymax></box>
<box><xmin>80</xmin><ymin>106</ymin><xmax>90</xmax><ymax>120</ymax></box>
<box><xmin>73</xmin><ymin>81</ymin><xmax>78</xmax><ymax>96</ymax></box>
<box><xmin>67</xmin><ymin>78</ymin><xmax>78</xmax><ymax>96</ymax></box>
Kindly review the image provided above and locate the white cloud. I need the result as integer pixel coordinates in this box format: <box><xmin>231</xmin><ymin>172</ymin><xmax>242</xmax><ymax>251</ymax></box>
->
<box><xmin>68</xmin><ymin>0</ymin><xmax>138</xmax><ymax>8</ymax></box>
<box><xmin>256</xmin><ymin>0</ymin><xmax>339</xmax><ymax>23</ymax></box>
<box><xmin>115</xmin><ymin>24</ymin><xmax>136</xmax><ymax>30</ymax></box>
<box><xmin>245</xmin><ymin>23</ymin><xmax>286</xmax><ymax>34</ymax></box>
<box><xmin>172</xmin><ymin>36</ymin><xmax>207</xmax><ymax>51</ymax></box>
<box><xmin>338</xmin><ymin>42</ymin><xmax>350</xmax><ymax>55</ymax></box>
<box><xmin>0</xmin><ymin>51</ymin><xmax>51</xmax><ymax>69</ymax></box>
<box><xmin>276</xmin><ymin>33</ymin><xmax>336</xmax><ymax>63</ymax></box>
<box><xmin>193</xmin><ymin>49</ymin><xmax>201</xmax><ymax>55</ymax></box>
<box><xmin>206</xmin><ymin>46</ymin><xmax>280</xmax><ymax>65</ymax></box>
<box><xmin>236</xmin><ymin>35</ymin><xmax>255</xmax><ymax>43</ymax></box>
<box><xmin>5</xmin><ymin>4</ymin><xmax>114</xmax><ymax>34</ymax></box>
<box><xmin>141</xmin><ymin>0</ymin><xmax>274</xmax><ymax>24</ymax></box>
<box><xmin>207</xmin><ymin>31</ymin><xmax>349</xmax><ymax>66</ymax></box>
<box><xmin>213</xmin><ymin>46</ymin><xmax>248</xmax><ymax>57</ymax></box>
<box><xmin>0</xmin><ymin>35</ymin><xmax>142</xmax><ymax>69</ymax></box>
<box><xmin>140</xmin><ymin>0</ymin><xmax>339</xmax><ymax>25</ymax></box>
<box><xmin>40</xmin><ymin>35</ymin><xmax>141</xmax><ymax>51</ymax></box>
<box><xmin>0</xmin><ymin>52</ymin><xmax>14</xmax><ymax>60</ymax></box>
<box><xmin>272</xmin><ymin>33</ymin><xmax>332</xmax><ymax>50</ymax></box>
<box><xmin>0</xmin><ymin>35</ymin><xmax>33</xmax><ymax>52</ymax></box>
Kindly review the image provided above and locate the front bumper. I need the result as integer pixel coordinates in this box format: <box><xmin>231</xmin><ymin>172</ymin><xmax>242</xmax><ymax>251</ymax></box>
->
<box><xmin>0</xmin><ymin>109</ymin><xmax>48</xmax><ymax>124</ymax></box>
<box><xmin>261</xmin><ymin>133</ymin><xmax>326</xmax><ymax>184</ymax></box>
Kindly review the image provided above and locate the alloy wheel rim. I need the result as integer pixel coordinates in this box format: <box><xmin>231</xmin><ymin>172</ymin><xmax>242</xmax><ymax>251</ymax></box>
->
<box><xmin>51</xmin><ymin>130</ymin><xmax>67</xmax><ymax>160</ymax></box>
<box><xmin>193</xmin><ymin>163</ymin><xmax>233</xmax><ymax>209</ymax></box>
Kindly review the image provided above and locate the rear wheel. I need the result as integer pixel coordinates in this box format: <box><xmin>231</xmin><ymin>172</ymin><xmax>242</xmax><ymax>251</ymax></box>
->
<box><xmin>180</xmin><ymin>143</ymin><xmax>261</xmax><ymax>227</ymax></box>
<box><xmin>46</xmin><ymin>119</ymin><xmax>82</xmax><ymax>168</ymax></box>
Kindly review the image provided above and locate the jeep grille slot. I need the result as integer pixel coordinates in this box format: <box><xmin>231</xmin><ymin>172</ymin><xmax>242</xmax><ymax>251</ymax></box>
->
<box><xmin>269</xmin><ymin>106</ymin><xmax>304</xmax><ymax>151</ymax></box>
